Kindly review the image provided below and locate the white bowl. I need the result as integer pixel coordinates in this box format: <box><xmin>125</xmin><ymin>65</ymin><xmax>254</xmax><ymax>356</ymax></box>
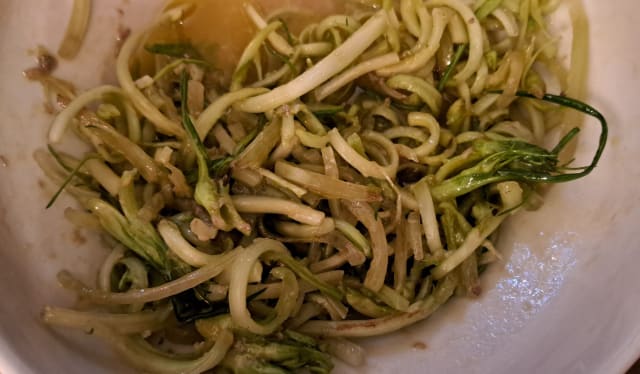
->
<box><xmin>1</xmin><ymin>1</ymin><xmax>638</xmax><ymax>373</ymax></box>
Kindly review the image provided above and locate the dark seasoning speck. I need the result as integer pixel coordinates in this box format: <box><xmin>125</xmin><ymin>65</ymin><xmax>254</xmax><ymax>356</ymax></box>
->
<box><xmin>71</xmin><ymin>228</ymin><xmax>87</xmax><ymax>245</ymax></box>
<box><xmin>23</xmin><ymin>46</ymin><xmax>58</xmax><ymax>79</ymax></box>
<box><xmin>413</xmin><ymin>342</ymin><xmax>427</xmax><ymax>350</ymax></box>
<box><xmin>115</xmin><ymin>25</ymin><xmax>131</xmax><ymax>57</ymax></box>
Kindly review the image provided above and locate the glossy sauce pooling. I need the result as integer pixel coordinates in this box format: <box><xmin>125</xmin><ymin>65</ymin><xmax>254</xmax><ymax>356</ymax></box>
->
<box><xmin>160</xmin><ymin>0</ymin><xmax>344</xmax><ymax>73</ymax></box>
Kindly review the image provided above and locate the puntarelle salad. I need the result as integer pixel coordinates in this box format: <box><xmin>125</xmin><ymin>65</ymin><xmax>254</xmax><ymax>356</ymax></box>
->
<box><xmin>28</xmin><ymin>0</ymin><xmax>607</xmax><ymax>372</ymax></box>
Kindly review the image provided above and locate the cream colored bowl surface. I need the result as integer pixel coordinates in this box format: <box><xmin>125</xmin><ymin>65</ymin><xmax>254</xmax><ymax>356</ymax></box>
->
<box><xmin>0</xmin><ymin>1</ymin><xmax>638</xmax><ymax>373</ymax></box>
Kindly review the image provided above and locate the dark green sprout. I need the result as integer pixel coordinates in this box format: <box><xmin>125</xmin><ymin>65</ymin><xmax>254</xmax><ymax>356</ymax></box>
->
<box><xmin>438</xmin><ymin>44</ymin><xmax>467</xmax><ymax>91</ymax></box>
<box><xmin>430</xmin><ymin>92</ymin><xmax>608</xmax><ymax>201</ymax></box>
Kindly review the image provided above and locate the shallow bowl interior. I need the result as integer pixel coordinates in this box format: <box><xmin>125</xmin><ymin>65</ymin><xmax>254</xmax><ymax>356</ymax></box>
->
<box><xmin>0</xmin><ymin>1</ymin><xmax>639</xmax><ymax>373</ymax></box>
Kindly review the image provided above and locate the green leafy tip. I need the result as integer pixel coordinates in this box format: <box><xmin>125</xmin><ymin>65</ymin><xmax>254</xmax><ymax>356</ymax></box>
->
<box><xmin>430</xmin><ymin>91</ymin><xmax>608</xmax><ymax>201</ymax></box>
<box><xmin>46</xmin><ymin>154</ymin><xmax>95</xmax><ymax>209</ymax></box>
<box><xmin>264</xmin><ymin>43</ymin><xmax>297</xmax><ymax>76</ymax></box>
<box><xmin>509</xmin><ymin>91</ymin><xmax>608</xmax><ymax>183</ymax></box>
<box><xmin>438</xmin><ymin>44</ymin><xmax>467</xmax><ymax>91</ymax></box>
<box><xmin>180</xmin><ymin>70</ymin><xmax>210</xmax><ymax>162</ymax></box>
<box><xmin>277</xmin><ymin>17</ymin><xmax>295</xmax><ymax>45</ymax></box>
<box><xmin>475</xmin><ymin>0</ymin><xmax>503</xmax><ymax>21</ymax></box>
